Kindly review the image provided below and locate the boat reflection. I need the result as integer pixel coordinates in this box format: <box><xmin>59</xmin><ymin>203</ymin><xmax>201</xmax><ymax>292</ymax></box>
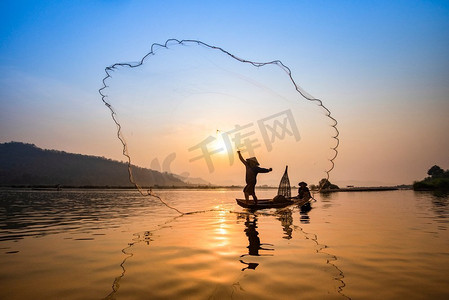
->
<box><xmin>275</xmin><ymin>203</ymin><xmax>312</xmax><ymax>239</ymax></box>
<box><xmin>276</xmin><ymin>209</ymin><xmax>293</xmax><ymax>239</ymax></box>
<box><xmin>299</xmin><ymin>202</ymin><xmax>312</xmax><ymax>224</ymax></box>
<box><xmin>239</xmin><ymin>203</ymin><xmax>313</xmax><ymax>270</ymax></box>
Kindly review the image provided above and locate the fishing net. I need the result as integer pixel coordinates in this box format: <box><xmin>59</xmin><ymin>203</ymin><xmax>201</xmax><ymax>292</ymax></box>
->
<box><xmin>277</xmin><ymin>166</ymin><xmax>291</xmax><ymax>198</ymax></box>
<box><xmin>99</xmin><ymin>39</ymin><xmax>339</xmax><ymax>212</ymax></box>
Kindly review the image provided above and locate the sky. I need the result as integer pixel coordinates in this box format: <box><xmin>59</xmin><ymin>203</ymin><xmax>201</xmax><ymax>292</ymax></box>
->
<box><xmin>1</xmin><ymin>0</ymin><xmax>448</xmax><ymax>186</ymax></box>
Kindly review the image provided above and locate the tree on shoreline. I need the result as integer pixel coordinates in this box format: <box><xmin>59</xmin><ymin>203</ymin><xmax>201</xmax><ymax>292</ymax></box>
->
<box><xmin>413</xmin><ymin>165</ymin><xmax>449</xmax><ymax>191</ymax></box>
<box><xmin>427</xmin><ymin>165</ymin><xmax>445</xmax><ymax>178</ymax></box>
<box><xmin>318</xmin><ymin>178</ymin><xmax>339</xmax><ymax>191</ymax></box>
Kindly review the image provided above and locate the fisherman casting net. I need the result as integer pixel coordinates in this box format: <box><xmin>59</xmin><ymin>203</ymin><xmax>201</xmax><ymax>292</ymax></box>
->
<box><xmin>99</xmin><ymin>39</ymin><xmax>338</xmax><ymax>211</ymax></box>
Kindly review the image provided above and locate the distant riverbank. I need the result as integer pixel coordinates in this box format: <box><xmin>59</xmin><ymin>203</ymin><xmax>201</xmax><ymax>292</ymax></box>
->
<box><xmin>319</xmin><ymin>186</ymin><xmax>409</xmax><ymax>193</ymax></box>
<box><xmin>1</xmin><ymin>185</ymin><xmax>411</xmax><ymax>192</ymax></box>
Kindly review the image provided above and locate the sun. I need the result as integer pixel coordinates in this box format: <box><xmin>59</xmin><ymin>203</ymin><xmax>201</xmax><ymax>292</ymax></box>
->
<box><xmin>211</xmin><ymin>130</ymin><xmax>229</xmax><ymax>156</ymax></box>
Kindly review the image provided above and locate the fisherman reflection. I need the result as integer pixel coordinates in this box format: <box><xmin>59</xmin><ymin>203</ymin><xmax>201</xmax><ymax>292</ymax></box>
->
<box><xmin>239</xmin><ymin>260</ymin><xmax>259</xmax><ymax>271</ymax></box>
<box><xmin>240</xmin><ymin>214</ymin><xmax>273</xmax><ymax>271</ymax></box>
<box><xmin>299</xmin><ymin>207</ymin><xmax>311</xmax><ymax>224</ymax></box>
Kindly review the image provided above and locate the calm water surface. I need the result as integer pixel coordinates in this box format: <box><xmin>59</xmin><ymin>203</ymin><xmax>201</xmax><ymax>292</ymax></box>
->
<box><xmin>0</xmin><ymin>189</ymin><xmax>448</xmax><ymax>299</ymax></box>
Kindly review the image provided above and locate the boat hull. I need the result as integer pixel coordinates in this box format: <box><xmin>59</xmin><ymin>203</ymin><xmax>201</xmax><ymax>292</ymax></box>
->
<box><xmin>236</xmin><ymin>196</ymin><xmax>311</xmax><ymax>209</ymax></box>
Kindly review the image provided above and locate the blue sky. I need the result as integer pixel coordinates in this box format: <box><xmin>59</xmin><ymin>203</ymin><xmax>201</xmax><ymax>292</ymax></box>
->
<box><xmin>1</xmin><ymin>0</ymin><xmax>448</xmax><ymax>185</ymax></box>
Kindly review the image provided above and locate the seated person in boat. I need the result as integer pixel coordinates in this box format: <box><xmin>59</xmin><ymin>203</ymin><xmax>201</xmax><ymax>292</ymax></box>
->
<box><xmin>298</xmin><ymin>182</ymin><xmax>311</xmax><ymax>199</ymax></box>
<box><xmin>238</xmin><ymin>150</ymin><xmax>272</xmax><ymax>204</ymax></box>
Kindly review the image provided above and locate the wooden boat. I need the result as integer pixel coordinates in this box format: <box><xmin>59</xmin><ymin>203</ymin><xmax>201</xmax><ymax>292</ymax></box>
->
<box><xmin>236</xmin><ymin>195</ymin><xmax>312</xmax><ymax>209</ymax></box>
<box><xmin>236</xmin><ymin>165</ymin><xmax>312</xmax><ymax>210</ymax></box>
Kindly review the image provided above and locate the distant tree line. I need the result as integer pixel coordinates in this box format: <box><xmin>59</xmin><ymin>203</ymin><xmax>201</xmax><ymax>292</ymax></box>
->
<box><xmin>413</xmin><ymin>165</ymin><xmax>449</xmax><ymax>191</ymax></box>
<box><xmin>0</xmin><ymin>142</ymin><xmax>186</xmax><ymax>187</ymax></box>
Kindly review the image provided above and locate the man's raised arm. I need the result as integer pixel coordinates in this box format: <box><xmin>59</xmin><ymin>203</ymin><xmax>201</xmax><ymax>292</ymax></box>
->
<box><xmin>237</xmin><ymin>150</ymin><xmax>247</xmax><ymax>165</ymax></box>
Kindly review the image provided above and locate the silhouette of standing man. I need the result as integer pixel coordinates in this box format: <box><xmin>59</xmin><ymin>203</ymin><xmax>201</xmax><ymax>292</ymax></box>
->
<box><xmin>237</xmin><ymin>150</ymin><xmax>272</xmax><ymax>204</ymax></box>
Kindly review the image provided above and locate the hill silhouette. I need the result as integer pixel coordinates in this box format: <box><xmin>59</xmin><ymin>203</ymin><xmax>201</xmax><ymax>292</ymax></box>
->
<box><xmin>0</xmin><ymin>142</ymin><xmax>186</xmax><ymax>187</ymax></box>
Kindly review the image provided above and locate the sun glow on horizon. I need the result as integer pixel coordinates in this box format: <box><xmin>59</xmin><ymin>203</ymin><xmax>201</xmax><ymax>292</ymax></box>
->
<box><xmin>211</xmin><ymin>130</ymin><xmax>228</xmax><ymax>156</ymax></box>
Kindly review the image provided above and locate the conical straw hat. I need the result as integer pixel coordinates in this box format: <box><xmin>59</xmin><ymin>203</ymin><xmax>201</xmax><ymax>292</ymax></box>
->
<box><xmin>246</xmin><ymin>157</ymin><xmax>259</xmax><ymax>166</ymax></box>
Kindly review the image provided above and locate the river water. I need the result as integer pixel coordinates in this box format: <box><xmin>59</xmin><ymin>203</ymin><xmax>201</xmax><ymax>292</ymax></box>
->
<box><xmin>0</xmin><ymin>189</ymin><xmax>448</xmax><ymax>299</ymax></box>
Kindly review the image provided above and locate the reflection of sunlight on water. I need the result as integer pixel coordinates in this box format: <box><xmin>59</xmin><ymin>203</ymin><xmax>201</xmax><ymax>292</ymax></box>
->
<box><xmin>0</xmin><ymin>190</ymin><xmax>348</xmax><ymax>299</ymax></box>
<box><xmin>3</xmin><ymin>190</ymin><xmax>449</xmax><ymax>299</ymax></box>
<box><xmin>213</xmin><ymin>210</ymin><xmax>230</xmax><ymax>248</ymax></box>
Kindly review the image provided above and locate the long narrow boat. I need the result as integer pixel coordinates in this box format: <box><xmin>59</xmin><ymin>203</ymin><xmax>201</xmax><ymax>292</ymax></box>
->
<box><xmin>236</xmin><ymin>196</ymin><xmax>312</xmax><ymax>209</ymax></box>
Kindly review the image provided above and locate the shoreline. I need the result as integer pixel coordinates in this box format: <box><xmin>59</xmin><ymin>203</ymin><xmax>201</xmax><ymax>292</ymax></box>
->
<box><xmin>321</xmin><ymin>186</ymin><xmax>405</xmax><ymax>192</ymax></box>
<box><xmin>1</xmin><ymin>185</ymin><xmax>411</xmax><ymax>192</ymax></box>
